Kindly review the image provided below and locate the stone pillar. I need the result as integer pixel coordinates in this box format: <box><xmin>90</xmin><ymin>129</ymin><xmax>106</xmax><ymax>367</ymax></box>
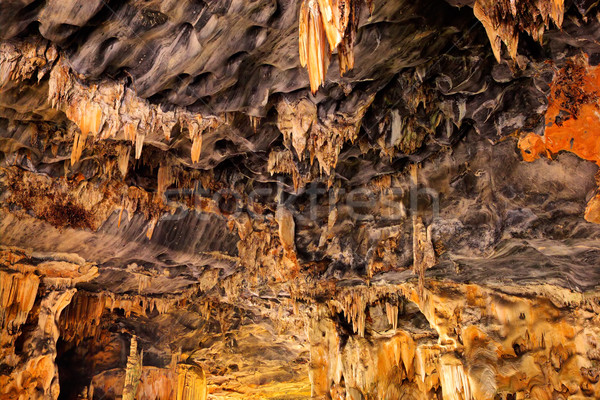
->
<box><xmin>122</xmin><ymin>335</ymin><xmax>143</xmax><ymax>400</ymax></box>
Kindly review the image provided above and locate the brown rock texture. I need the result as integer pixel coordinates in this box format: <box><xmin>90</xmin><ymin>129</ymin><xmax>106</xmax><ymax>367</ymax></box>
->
<box><xmin>2</xmin><ymin>0</ymin><xmax>600</xmax><ymax>399</ymax></box>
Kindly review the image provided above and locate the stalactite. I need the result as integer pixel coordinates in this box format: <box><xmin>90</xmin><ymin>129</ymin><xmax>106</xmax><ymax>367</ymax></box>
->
<box><xmin>249</xmin><ymin>115</ymin><xmax>261</xmax><ymax>132</ymax></box>
<box><xmin>268</xmin><ymin>149</ymin><xmax>302</xmax><ymax>191</ymax></box>
<box><xmin>336</xmin><ymin>0</ymin><xmax>364</xmax><ymax>75</ymax></box>
<box><xmin>273</xmin><ymin>94</ymin><xmax>372</xmax><ymax>180</ymax></box>
<box><xmin>70</xmin><ymin>130</ymin><xmax>87</xmax><ymax>165</ymax></box>
<box><xmin>137</xmin><ymin>274</ymin><xmax>152</xmax><ymax>294</ymax></box>
<box><xmin>59</xmin><ymin>292</ymin><xmax>105</xmax><ymax>344</ymax></box>
<box><xmin>385</xmin><ymin>302</ymin><xmax>398</xmax><ymax>331</ymax></box>
<box><xmin>46</xmin><ymin>58</ymin><xmax>220</xmax><ymax>165</ymax></box>
<box><xmin>59</xmin><ymin>290</ymin><xmax>180</xmax><ymax>346</ymax></box>
<box><xmin>117</xmin><ymin>145</ymin><xmax>131</xmax><ymax>178</ymax></box>
<box><xmin>0</xmin><ymin>269</ymin><xmax>39</xmax><ymax>340</ymax></box>
<box><xmin>146</xmin><ymin>218</ymin><xmax>158</xmax><ymax>240</ymax></box>
<box><xmin>183</xmin><ymin>114</ymin><xmax>206</xmax><ymax>163</ymax></box>
<box><xmin>336</xmin><ymin>291</ymin><xmax>367</xmax><ymax>337</ymax></box>
<box><xmin>298</xmin><ymin>0</ymin><xmax>372</xmax><ymax>93</ymax></box>
<box><xmin>308</xmin><ymin>303</ymin><xmax>442</xmax><ymax>399</ymax></box>
<box><xmin>1</xmin><ymin>288</ymin><xmax>76</xmax><ymax>400</ymax></box>
<box><xmin>411</xmin><ymin>164</ymin><xmax>435</xmax><ymax>298</ymax></box>
<box><xmin>276</xmin><ymin>98</ymin><xmax>316</xmax><ymax>160</ymax></box>
<box><xmin>135</xmin><ymin>133</ymin><xmax>145</xmax><ymax>159</ymax></box>
<box><xmin>439</xmin><ymin>356</ymin><xmax>473</xmax><ymax>400</ymax></box>
<box><xmin>276</xmin><ymin>206</ymin><xmax>296</xmax><ymax>255</ymax></box>
<box><xmin>473</xmin><ymin>0</ymin><xmax>564</xmax><ymax>62</ymax></box>
<box><xmin>299</xmin><ymin>0</ymin><xmax>330</xmax><ymax>94</ymax></box>
<box><xmin>157</xmin><ymin>164</ymin><xmax>173</xmax><ymax>197</ymax></box>
<box><xmin>307</xmin><ymin>282</ymin><xmax>600</xmax><ymax>398</ymax></box>
<box><xmin>63</xmin><ymin>94</ymin><xmax>104</xmax><ymax>165</ymax></box>
<box><xmin>125</xmin><ymin>122</ymin><xmax>138</xmax><ymax>143</ymax></box>
<box><xmin>4</xmin><ymin>4</ymin><xmax>600</xmax><ymax>400</ymax></box>
<box><xmin>191</xmin><ymin>134</ymin><xmax>202</xmax><ymax>163</ymax></box>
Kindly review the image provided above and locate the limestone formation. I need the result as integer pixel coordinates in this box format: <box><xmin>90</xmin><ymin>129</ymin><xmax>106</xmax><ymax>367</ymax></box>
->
<box><xmin>2</xmin><ymin>0</ymin><xmax>600</xmax><ymax>399</ymax></box>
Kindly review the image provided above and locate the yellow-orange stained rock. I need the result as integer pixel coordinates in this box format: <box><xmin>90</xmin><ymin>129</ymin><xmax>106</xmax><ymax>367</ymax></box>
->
<box><xmin>176</xmin><ymin>363</ymin><xmax>207</xmax><ymax>400</ymax></box>
<box><xmin>473</xmin><ymin>0</ymin><xmax>564</xmax><ymax>62</ymax></box>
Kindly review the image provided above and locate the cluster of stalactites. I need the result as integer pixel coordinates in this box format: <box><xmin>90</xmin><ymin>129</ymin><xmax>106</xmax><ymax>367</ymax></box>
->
<box><xmin>59</xmin><ymin>291</ymin><xmax>179</xmax><ymax>344</ymax></box>
<box><xmin>473</xmin><ymin>0</ymin><xmax>564</xmax><ymax>62</ymax></box>
<box><xmin>46</xmin><ymin>59</ymin><xmax>218</xmax><ymax>166</ymax></box>
<box><xmin>299</xmin><ymin>0</ymin><xmax>373</xmax><ymax>93</ymax></box>
<box><xmin>0</xmin><ymin>269</ymin><xmax>39</xmax><ymax>340</ymax></box>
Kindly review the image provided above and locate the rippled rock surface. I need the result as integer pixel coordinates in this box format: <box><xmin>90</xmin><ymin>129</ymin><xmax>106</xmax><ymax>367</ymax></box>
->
<box><xmin>2</xmin><ymin>0</ymin><xmax>600</xmax><ymax>399</ymax></box>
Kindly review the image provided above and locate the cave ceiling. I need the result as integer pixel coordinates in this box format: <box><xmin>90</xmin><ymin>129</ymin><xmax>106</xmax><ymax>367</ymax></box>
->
<box><xmin>3</xmin><ymin>0</ymin><xmax>600</xmax><ymax>399</ymax></box>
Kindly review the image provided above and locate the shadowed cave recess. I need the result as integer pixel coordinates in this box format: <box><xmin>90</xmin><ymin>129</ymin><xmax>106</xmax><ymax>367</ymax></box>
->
<box><xmin>4</xmin><ymin>0</ymin><xmax>600</xmax><ymax>399</ymax></box>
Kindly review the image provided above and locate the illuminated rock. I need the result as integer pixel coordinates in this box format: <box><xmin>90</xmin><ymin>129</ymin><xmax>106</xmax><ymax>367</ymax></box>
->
<box><xmin>0</xmin><ymin>0</ymin><xmax>600</xmax><ymax>399</ymax></box>
<box><xmin>176</xmin><ymin>363</ymin><xmax>207</xmax><ymax>400</ymax></box>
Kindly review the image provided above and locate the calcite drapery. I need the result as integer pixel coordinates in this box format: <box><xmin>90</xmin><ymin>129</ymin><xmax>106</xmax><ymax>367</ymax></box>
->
<box><xmin>176</xmin><ymin>363</ymin><xmax>207</xmax><ymax>400</ymax></box>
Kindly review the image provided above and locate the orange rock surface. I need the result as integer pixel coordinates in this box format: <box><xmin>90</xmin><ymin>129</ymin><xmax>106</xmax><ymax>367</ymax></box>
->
<box><xmin>519</xmin><ymin>55</ymin><xmax>600</xmax><ymax>223</ymax></box>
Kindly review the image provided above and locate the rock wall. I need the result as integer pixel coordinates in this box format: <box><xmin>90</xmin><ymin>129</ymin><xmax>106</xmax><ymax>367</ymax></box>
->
<box><xmin>2</xmin><ymin>0</ymin><xmax>600</xmax><ymax>399</ymax></box>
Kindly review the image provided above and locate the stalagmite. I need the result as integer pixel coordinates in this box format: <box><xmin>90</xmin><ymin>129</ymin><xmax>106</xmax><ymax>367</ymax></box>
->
<box><xmin>122</xmin><ymin>335</ymin><xmax>143</xmax><ymax>400</ymax></box>
<box><xmin>412</xmin><ymin>216</ymin><xmax>435</xmax><ymax>298</ymax></box>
